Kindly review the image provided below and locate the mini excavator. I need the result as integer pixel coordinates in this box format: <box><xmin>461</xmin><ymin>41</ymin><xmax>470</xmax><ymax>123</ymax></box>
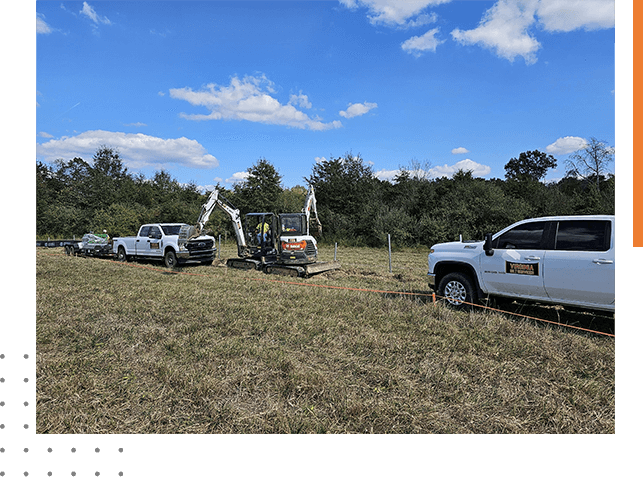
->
<box><xmin>190</xmin><ymin>185</ymin><xmax>340</xmax><ymax>277</ymax></box>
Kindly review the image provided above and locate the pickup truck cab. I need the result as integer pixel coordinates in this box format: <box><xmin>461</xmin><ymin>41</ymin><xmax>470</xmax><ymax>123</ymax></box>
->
<box><xmin>427</xmin><ymin>215</ymin><xmax>615</xmax><ymax>313</ymax></box>
<box><xmin>113</xmin><ymin>223</ymin><xmax>216</xmax><ymax>267</ymax></box>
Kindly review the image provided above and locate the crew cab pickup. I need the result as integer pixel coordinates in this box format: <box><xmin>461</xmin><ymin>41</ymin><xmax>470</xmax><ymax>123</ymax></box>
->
<box><xmin>112</xmin><ymin>223</ymin><xmax>216</xmax><ymax>267</ymax></box>
<box><xmin>427</xmin><ymin>215</ymin><xmax>615</xmax><ymax>313</ymax></box>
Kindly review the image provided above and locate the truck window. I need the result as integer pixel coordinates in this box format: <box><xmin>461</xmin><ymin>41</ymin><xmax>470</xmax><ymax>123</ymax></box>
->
<box><xmin>554</xmin><ymin>220</ymin><xmax>611</xmax><ymax>251</ymax></box>
<box><xmin>494</xmin><ymin>221</ymin><xmax>546</xmax><ymax>250</ymax></box>
<box><xmin>161</xmin><ymin>225</ymin><xmax>183</xmax><ymax>235</ymax></box>
<box><xmin>139</xmin><ymin>226</ymin><xmax>150</xmax><ymax>237</ymax></box>
<box><xmin>148</xmin><ymin>226</ymin><xmax>161</xmax><ymax>238</ymax></box>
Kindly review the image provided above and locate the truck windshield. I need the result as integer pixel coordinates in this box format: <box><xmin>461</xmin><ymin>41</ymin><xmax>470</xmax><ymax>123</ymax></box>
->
<box><xmin>161</xmin><ymin>225</ymin><xmax>183</xmax><ymax>235</ymax></box>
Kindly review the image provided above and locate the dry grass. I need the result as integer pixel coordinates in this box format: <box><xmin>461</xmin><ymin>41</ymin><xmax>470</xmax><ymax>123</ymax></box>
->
<box><xmin>36</xmin><ymin>244</ymin><xmax>614</xmax><ymax>434</ymax></box>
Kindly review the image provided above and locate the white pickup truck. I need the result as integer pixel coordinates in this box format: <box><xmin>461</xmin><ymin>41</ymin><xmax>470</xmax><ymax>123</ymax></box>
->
<box><xmin>113</xmin><ymin>223</ymin><xmax>216</xmax><ymax>267</ymax></box>
<box><xmin>427</xmin><ymin>215</ymin><xmax>615</xmax><ymax>313</ymax></box>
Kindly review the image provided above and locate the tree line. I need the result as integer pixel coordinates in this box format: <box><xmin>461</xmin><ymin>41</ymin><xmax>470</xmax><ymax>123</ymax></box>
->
<box><xmin>36</xmin><ymin>140</ymin><xmax>614</xmax><ymax>247</ymax></box>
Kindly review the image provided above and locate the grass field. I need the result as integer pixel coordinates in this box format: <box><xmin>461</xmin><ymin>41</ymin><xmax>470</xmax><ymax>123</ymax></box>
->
<box><xmin>36</xmin><ymin>242</ymin><xmax>615</xmax><ymax>434</ymax></box>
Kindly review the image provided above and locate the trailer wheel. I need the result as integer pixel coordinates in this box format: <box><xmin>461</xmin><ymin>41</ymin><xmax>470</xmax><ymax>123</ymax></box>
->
<box><xmin>164</xmin><ymin>250</ymin><xmax>177</xmax><ymax>268</ymax></box>
<box><xmin>64</xmin><ymin>245</ymin><xmax>73</xmax><ymax>256</ymax></box>
<box><xmin>117</xmin><ymin>246</ymin><xmax>128</xmax><ymax>262</ymax></box>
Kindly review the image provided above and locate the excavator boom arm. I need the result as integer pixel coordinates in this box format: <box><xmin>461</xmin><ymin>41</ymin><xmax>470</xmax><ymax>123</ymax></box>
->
<box><xmin>195</xmin><ymin>190</ymin><xmax>247</xmax><ymax>248</ymax></box>
<box><xmin>302</xmin><ymin>185</ymin><xmax>322</xmax><ymax>235</ymax></box>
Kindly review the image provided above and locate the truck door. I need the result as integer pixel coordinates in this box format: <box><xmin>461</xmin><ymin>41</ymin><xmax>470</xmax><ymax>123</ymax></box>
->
<box><xmin>479</xmin><ymin>220</ymin><xmax>550</xmax><ymax>300</ymax></box>
<box><xmin>138</xmin><ymin>225</ymin><xmax>163</xmax><ymax>258</ymax></box>
<box><xmin>543</xmin><ymin>219</ymin><xmax>615</xmax><ymax>307</ymax></box>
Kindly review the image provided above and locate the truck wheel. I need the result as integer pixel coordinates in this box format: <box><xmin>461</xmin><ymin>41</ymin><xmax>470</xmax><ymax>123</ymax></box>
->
<box><xmin>164</xmin><ymin>250</ymin><xmax>178</xmax><ymax>268</ymax></box>
<box><xmin>438</xmin><ymin>272</ymin><xmax>477</xmax><ymax>310</ymax></box>
<box><xmin>117</xmin><ymin>246</ymin><xmax>127</xmax><ymax>262</ymax></box>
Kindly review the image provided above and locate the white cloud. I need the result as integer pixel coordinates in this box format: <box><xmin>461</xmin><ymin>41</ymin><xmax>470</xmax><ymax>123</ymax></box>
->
<box><xmin>375</xmin><ymin>159</ymin><xmax>491</xmax><ymax>182</ymax></box>
<box><xmin>226</xmin><ymin>172</ymin><xmax>250</xmax><ymax>184</ymax></box>
<box><xmin>339</xmin><ymin>0</ymin><xmax>448</xmax><ymax>28</ymax></box>
<box><xmin>545</xmin><ymin>136</ymin><xmax>588</xmax><ymax>155</ymax></box>
<box><xmin>451</xmin><ymin>147</ymin><xmax>470</xmax><ymax>154</ymax></box>
<box><xmin>451</xmin><ymin>0</ymin><xmax>541</xmax><ymax>65</ymax></box>
<box><xmin>36</xmin><ymin>130</ymin><xmax>219</xmax><ymax>169</ymax></box>
<box><xmin>374</xmin><ymin>169</ymin><xmax>401</xmax><ymax>182</ymax></box>
<box><xmin>339</xmin><ymin>102</ymin><xmax>378</xmax><ymax>118</ymax></box>
<box><xmin>38</xmin><ymin>132</ymin><xmax>54</xmax><ymax>138</ymax></box>
<box><xmin>170</xmin><ymin>75</ymin><xmax>342</xmax><ymax>131</ymax></box>
<box><xmin>429</xmin><ymin>159</ymin><xmax>491</xmax><ymax>178</ymax></box>
<box><xmin>37</xmin><ymin>14</ymin><xmax>52</xmax><ymax>34</ymax></box>
<box><xmin>289</xmin><ymin>93</ymin><xmax>312</xmax><ymax>109</ymax></box>
<box><xmin>314</xmin><ymin>156</ymin><xmax>328</xmax><ymax>164</ymax></box>
<box><xmin>537</xmin><ymin>0</ymin><xmax>614</xmax><ymax>32</ymax></box>
<box><xmin>450</xmin><ymin>0</ymin><xmax>614</xmax><ymax>64</ymax></box>
<box><xmin>401</xmin><ymin>28</ymin><xmax>445</xmax><ymax>56</ymax></box>
<box><xmin>80</xmin><ymin>2</ymin><xmax>111</xmax><ymax>25</ymax></box>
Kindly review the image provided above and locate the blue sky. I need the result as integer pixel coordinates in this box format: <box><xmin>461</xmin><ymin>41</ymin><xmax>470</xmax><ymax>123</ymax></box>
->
<box><xmin>35</xmin><ymin>0</ymin><xmax>616</xmax><ymax>190</ymax></box>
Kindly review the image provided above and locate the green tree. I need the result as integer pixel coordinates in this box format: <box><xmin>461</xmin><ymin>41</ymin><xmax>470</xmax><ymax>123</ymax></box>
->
<box><xmin>306</xmin><ymin>152</ymin><xmax>376</xmax><ymax>241</ymax></box>
<box><xmin>92</xmin><ymin>203</ymin><xmax>150</xmax><ymax>237</ymax></box>
<box><xmin>277</xmin><ymin>185</ymin><xmax>307</xmax><ymax>214</ymax></box>
<box><xmin>504</xmin><ymin>150</ymin><xmax>557</xmax><ymax>182</ymax></box>
<box><xmin>233</xmin><ymin>158</ymin><xmax>283</xmax><ymax>213</ymax></box>
<box><xmin>89</xmin><ymin>146</ymin><xmax>129</xmax><ymax>208</ymax></box>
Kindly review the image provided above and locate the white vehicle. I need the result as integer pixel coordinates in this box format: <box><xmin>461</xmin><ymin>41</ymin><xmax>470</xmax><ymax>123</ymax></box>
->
<box><xmin>113</xmin><ymin>223</ymin><xmax>216</xmax><ymax>267</ymax></box>
<box><xmin>427</xmin><ymin>215</ymin><xmax>615</xmax><ymax>313</ymax></box>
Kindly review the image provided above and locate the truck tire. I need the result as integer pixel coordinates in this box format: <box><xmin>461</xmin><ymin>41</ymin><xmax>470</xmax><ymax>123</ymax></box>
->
<box><xmin>117</xmin><ymin>246</ymin><xmax>128</xmax><ymax>262</ymax></box>
<box><xmin>438</xmin><ymin>272</ymin><xmax>477</xmax><ymax>310</ymax></box>
<box><xmin>164</xmin><ymin>250</ymin><xmax>178</xmax><ymax>268</ymax></box>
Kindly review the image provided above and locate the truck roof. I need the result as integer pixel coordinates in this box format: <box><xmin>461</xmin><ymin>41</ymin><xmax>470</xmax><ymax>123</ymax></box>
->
<box><xmin>142</xmin><ymin>223</ymin><xmax>188</xmax><ymax>226</ymax></box>
<box><xmin>513</xmin><ymin>215</ymin><xmax>614</xmax><ymax>221</ymax></box>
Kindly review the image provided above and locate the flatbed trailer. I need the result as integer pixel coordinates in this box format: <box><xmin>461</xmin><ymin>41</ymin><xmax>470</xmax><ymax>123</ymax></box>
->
<box><xmin>36</xmin><ymin>234</ymin><xmax>115</xmax><ymax>258</ymax></box>
<box><xmin>36</xmin><ymin>239</ymin><xmax>81</xmax><ymax>248</ymax></box>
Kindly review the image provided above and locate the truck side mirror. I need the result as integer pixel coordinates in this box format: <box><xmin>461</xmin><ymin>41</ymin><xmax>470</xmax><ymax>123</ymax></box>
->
<box><xmin>483</xmin><ymin>233</ymin><xmax>494</xmax><ymax>256</ymax></box>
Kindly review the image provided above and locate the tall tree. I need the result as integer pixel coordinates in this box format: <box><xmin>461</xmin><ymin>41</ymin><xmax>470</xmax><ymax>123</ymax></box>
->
<box><xmin>89</xmin><ymin>146</ymin><xmax>129</xmax><ymax>208</ymax></box>
<box><xmin>565</xmin><ymin>137</ymin><xmax>614</xmax><ymax>191</ymax></box>
<box><xmin>233</xmin><ymin>158</ymin><xmax>283</xmax><ymax>213</ymax></box>
<box><xmin>306</xmin><ymin>152</ymin><xmax>375</xmax><ymax>216</ymax></box>
<box><xmin>504</xmin><ymin>150</ymin><xmax>557</xmax><ymax>182</ymax></box>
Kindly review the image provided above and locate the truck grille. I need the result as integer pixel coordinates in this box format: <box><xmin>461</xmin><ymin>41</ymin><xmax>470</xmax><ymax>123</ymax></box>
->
<box><xmin>187</xmin><ymin>239</ymin><xmax>214</xmax><ymax>251</ymax></box>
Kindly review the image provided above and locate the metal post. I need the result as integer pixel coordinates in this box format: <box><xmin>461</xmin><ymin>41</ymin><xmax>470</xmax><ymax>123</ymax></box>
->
<box><xmin>388</xmin><ymin>234</ymin><xmax>392</xmax><ymax>273</ymax></box>
<box><xmin>334</xmin><ymin>242</ymin><xmax>337</xmax><ymax>261</ymax></box>
<box><xmin>218</xmin><ymin>235</ymin><xmax>221</xmax><ymax>259</ymax></box>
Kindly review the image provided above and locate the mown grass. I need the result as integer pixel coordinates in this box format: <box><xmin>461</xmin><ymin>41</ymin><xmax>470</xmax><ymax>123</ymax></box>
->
<box><xmin>36</xmin><ymin>244</ymin><xmax>614</xmax><ymax>434</ymax></box>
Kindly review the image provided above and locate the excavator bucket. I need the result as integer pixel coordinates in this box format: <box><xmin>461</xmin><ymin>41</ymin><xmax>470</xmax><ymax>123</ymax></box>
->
<box><xmin>310</xmin><ymin>217</ymin><xmax>322</xmax><ymax>236</ymax></box>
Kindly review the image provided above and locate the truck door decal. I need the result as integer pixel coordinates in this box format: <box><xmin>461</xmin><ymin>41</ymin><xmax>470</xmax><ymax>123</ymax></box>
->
<box><xmin>506</xmin><ymin>261</ymin><xmax>539</xmax><ymax>276</ymax></box>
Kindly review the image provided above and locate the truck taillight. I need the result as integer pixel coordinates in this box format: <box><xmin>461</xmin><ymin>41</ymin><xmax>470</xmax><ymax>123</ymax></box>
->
<box><xmin>282</xmin><ymin>240</ymin><xmax>306</xmax><ymax>251</ymax></box>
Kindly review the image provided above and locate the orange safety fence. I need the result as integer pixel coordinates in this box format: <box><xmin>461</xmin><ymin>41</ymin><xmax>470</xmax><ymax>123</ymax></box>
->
<box><xmin>38</xmin><ymin>249</ymin><xmax>615</xmax><ymax>338</ymax></box>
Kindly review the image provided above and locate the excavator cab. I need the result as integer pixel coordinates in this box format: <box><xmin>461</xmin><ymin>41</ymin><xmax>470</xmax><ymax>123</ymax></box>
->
<box><xmin>279</xmin><ymin>214</ymin><xmax>306</xmax><ymax>236</ymax></box>
<box><xmin>244</xmin><ymin>213</ymin><xmax>277</xmax><ymax>257</ymax></box>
